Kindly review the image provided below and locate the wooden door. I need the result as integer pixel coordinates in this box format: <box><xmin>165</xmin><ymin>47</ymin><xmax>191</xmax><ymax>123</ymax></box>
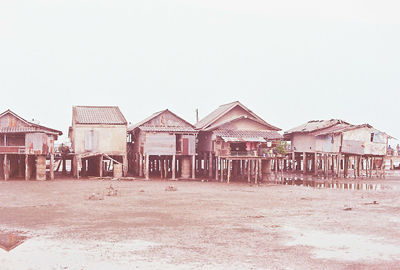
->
<box><xmin>182</xmin><ymin>138</ymin><xmax>189</xmax><ymax>155</ymax></box>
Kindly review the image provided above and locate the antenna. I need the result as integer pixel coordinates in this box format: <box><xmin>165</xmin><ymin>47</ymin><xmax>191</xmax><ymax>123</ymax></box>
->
<box><xmin>195</xmin><ymin>109</ymin><xmax>199</xmax><ymax>123</ymax></box>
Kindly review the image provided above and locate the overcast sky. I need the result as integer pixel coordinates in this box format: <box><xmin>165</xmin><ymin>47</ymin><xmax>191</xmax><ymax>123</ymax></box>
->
<box><xmin>1</xmin><ymin>0</ymin><xmax>399</xmax><ymax>144</ymax></box>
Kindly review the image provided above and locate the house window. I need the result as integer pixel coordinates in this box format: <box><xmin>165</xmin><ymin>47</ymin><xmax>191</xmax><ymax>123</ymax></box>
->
<box><xmin>85</xmin><ymin>130</ymin><xmax>98</xmax><ymax>151</ymax></box>
<box><xmin>370</xmin><ymin>133</ymin><xmax>374</xmax><ymax>142</ymax></box>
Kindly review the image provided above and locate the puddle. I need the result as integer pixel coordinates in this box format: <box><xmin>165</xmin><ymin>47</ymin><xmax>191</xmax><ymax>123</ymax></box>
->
<box><xmin>285</xmin><ymin>226</ymin><xmax>400</xmax><ymax>262</ymax></box>
<box><xmin>0</xmin><ymin>231</ymin><xmax>28</xmax><ymax>252</ymax></box>
<box><xmin>268</xmin><ymin>178</ymin><xmax>387</xmax><ymax>191</ymax></box>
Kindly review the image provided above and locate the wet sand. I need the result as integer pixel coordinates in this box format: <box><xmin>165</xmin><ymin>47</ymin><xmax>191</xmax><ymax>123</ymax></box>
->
<box><xmin>1</xmin><ymin>178</ymin><xmax>400</xmax><ymax>269</ymax></box>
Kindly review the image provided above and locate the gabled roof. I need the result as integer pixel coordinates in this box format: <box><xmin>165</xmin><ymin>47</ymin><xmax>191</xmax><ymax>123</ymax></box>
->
<box><xmin>285</xmin><ymin>119</ymin><xmax>393</xmax><ymax>139</ymax></box>
<box><xmin>312</xmin><ymin>123</ymin><xmax>371</xmax><ymax>136</ymax></box>
<box><xmin>0</xmin><ymin>109</ymin><xmax>62</xmax><ymax>135</ymax></box>
<box><xmin>73</xmin><ymin>106</ymin><xmax>127</xmax><ymax>125</ymax></box>
<box><xmin>204</xmin><ymin>115</ymin><xmax>278</xmax><ymax>132</ymax></box>
<box><xmin>128</xmin><ymin>109</ymin><xmax>196</xmax><ymax>133</ymax></box>
<box><xmin>284</xmin><ymin>119</ymin><xmax>349</xmax><ymax>136</ymax></box>
<box><xmin>195</xmin><ymin>101</ymin><xmax>281</xmax><ymax>131</ymax></box>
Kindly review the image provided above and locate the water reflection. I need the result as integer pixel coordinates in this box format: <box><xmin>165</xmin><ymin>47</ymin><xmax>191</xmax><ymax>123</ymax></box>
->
<box><xmin>267</xmin><ymin>178</ymin><xmax>384</xmax><ymax>191</ymax></box>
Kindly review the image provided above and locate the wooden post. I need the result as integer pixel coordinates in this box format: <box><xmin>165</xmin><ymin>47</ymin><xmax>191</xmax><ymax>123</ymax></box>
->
<box><xmin>220</xmin><ymin>159</ymin><xmax>224</xmax><ymax>182</ymax></box>
<box><xmin>139</xmin><ymin>153</ymin><xmax>143</xmax><ymax>177</ymax></box>
<box><xmin>215</xmin><ymin>157</ymin><xmax>219</xmax><ymax>181</ymax></box>
<box><xmin>227</xmin><ymin>160</ymin><xmax>231</xmax><ymax>183</ymax></box>
<box><xmin>25</xmin><ymin>154</ymin><xmax>30</xmax><ymax>181</ymax></box>
<box><xmin>247</xmin><ymin>160</ymin><xmax>251</xmax><ymax>183</ymax></box>
<box><xmin>50</xmin><ymin>154</ymin><xmax>55</xmax><ymax>180</ymax></box>
<box><xmin>291</xmin><ymin>152</ymin><xmax>295</xmax><ymax>172</ymax></box>
<box><xmin>4</xmin><ymin>154</ymin><xmax>8</xmax><ymax>181</ymax></box>
<box><xmin>145</xmin><ymin>154</ymin><xmax>149</xmax><ymax>180</ymax></box>
<box><xmin>302</xmin><ymin>152</ymin><xmax>306</xmax><ymax>174</ymax></box>
<box><xmin>172</xmin><ymin>155</ymin><xmax>176</xmax><ymax>180</ymax></box>
<box><xmin>255</xmin><ymin>159</ymin><xmax>259</xmax><ymax>184</ymax></box>
<box><xmin>324</xmin><ymin>154</ymin><xmax>328</xmax><ymax>178</ymax></box>
<box><xmin>165</xmin><ymin>157</ymin><xmax>168</xmax><ymax>179</ymax></box>
<box><xmin>369</xmin><ymin>157</ymin><xmax>373</xmax><ymax>178</ymax></box>
<box><xmin>192</xmin><ymin>155</ymin><xmax>196</xmax><ymax>179</ymax></box>
<box><xmin>336</xmin><ymin>154</ymin><xmax>340</xmax><ymax>178</ymax></box>
<box><xmin>314</xmin><ymin>153</ymin><xmax>318</xmax><ymax>176</ymax></box>
<box><xmin>123</xmin><ymin>155</ymin><xmax>128</xmax><ymax>177</ymax></box>
<box><xmin>99</xmin><ymin>155</ymin><xmax>103</xmax><ymax>178</ymax></box>
<box><xmin>209</xmin><ymin>152</ymin><xmax>213</xmax><ymax>178</ymax></box>
<box><xmin>75</xmin><ymin>155</ymin><xmax>80</xmax><ymax>179</ymax></box>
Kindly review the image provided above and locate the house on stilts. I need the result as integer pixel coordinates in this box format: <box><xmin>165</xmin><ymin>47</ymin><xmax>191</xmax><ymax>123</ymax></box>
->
<box><xmin>127</xmin><ymin>109</ymin><xmax>197</xmax><ymax>180</ymax></box>
<box><xmin>0</xmin><ymin>109</ymin><xmax>62</xmax><ymax>181</ymax></box>
<box><xmin>195</xmin><ymin>101</ymin><xmax>282</xmax><ymax>183</ymax></box>
<box><xmin>284</xmin><ymin>119</ymin><xmax>391</xmax><ymax>178</ymax></box>
<box><xmin>69</xmin><ymin>106</ymin><xmax>128</xmax><ymax>179</ymax></box>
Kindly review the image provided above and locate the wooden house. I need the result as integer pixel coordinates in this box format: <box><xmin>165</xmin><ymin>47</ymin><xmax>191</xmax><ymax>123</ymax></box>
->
<box><xmin>284</xmin><ymin>119</ymin><xmax>391</xmax><ymax>178</ymax></box>
<box><xmin>68</xmin><ymin>106</ymin><xmax>128</xmax><ymax>178</ymax></box>
<box><xmin>0</xmin><ymin>110</ymin><xmax>62</xmax><ymax>181</ymax></box>
<box><xmin>195</xmin><ymin>101</ymin><xmax>282</xmax><ymax>183</ymax></box>
<box><xmin>128</xmin><ymin>109</ymin><xmax>197</xmax><ymax>180</ymax></box>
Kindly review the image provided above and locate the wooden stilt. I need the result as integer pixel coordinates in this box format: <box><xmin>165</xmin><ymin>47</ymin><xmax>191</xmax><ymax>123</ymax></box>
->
<box><xmin>172</xmin><ymin>155</ymin><xmax>176</xmax><ymax>180</ymax></box>
<box><xmin>220</xmin><ymin>159</ymin><xmax>224</xmax><ymax>182</ymax></box>
<box><xmin>25</xmin><ymin>154</ymin><xmax>30</xmax><ymax>181</ymax></box>
<box><xmin>145</xmin><ymin>154</ymin><xmax>149</xmax><ymax>180</ymax></box>
<box><xmin>192</xmin><ymin>155</ymin><xmax>196</xmax><ymax>179</ymax></box>
<box><xmin>208</xmin><ymin>152</ymin><xmax>213</xmax><ymax>178</ymax></box>
<box><xmin>4</xmin><ymin>154</ymin><xmax>8</xmax><ymax>181</ymax></box>
<box><xmin>215</xmin><ymin>157</ymin><xmax>219</xmax><ymax>181</ymax></box>
<box><xmin>139</xmin><ymin>153</ymin><xmax>143</xmax><ymax>177</ymax></box>
<box><xmin>314</xmin><ymin>153</ymin><xmax>318</xmax><ymax>176</ymax></box>
<box><xmin>291</xmin><ymin>152</ymin><xmax>295</xmax><ymax>172</ymax></box>
<box><xmin>247</xmin><ymin>160</ymin><xmax>251</xmax><ymax>183</ymax></box>
<box><xmin>227</xmin><ymin>160</ymin><xmax>231</xmax><ymax>183</ymax></box>
<box><xmin>255</xmin><ymin>159</ymin><xmax>259</xmax><ymax>184</ymax></box>
<box><xmin>50</xmin><ymin>154</ymin><xmax>55</xmax><ymax>180</ymax></box>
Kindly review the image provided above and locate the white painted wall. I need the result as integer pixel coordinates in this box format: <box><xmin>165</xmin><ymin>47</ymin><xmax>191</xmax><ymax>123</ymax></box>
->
<box><xmin>72</xmin><ymin>124</ymin><xmax>127</xmax><ymax>155</ymax></box>
<box><xmin>291</xmin><ymin>134</ymin><xmax>316</xmax><ymax>152</ymax></box>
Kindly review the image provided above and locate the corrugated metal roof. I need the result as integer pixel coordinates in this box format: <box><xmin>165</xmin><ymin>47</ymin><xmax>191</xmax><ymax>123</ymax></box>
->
<box><xmin>128</xmin><ymin>109</ymin><xmax>195</xmax><ymax>133</ymax></box>
<box><xmin>310</xmin><ymin>123</ymin><xmax>352</xmax><ymax>136</ymax></box>
<box><xmin>195</xmin><ymin>101</ymin><xmax>281</xmax><ymax>131</ymax></box>
<box><xmin>213</xmin><ymin>130</ymin><xmax>282</xmax><ymax>140</ymax></box>
<box><xmin>284</xmin><ymin>119</ymin><xmax>349</xmax><ymax>135</ymax></box>
<box><xmin>0</xmin><ymin>127</ymin><xmax>59</xmax><ymax>134</ymax></box>
<box><xmin>0</xmin><ymin>109</ymin><xmax>62</xmax><ymax>135</ymax></box>
<box><xmin>73</xmin><ymin>106</ymin><xmax>127</xmax><ymax>125</ymax></box>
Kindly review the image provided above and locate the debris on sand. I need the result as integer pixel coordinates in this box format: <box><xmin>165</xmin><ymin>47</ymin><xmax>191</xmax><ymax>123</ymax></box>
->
<box><xmin>139</xmin><ymin>189</ymin><xmax>145</xmax><ymax>193</ymax></box>
<box><xmin>88</xmin><ymin>192</ymin><xmax>104</xmax><ymax>200</ymax></box>
<box><xmin>105</xmin><ymin>184</ymin><xmax>118</xmax><ymax>196</ymax></box>
<box><xmin>247</xmin><ymin>215</ymin><xmax>265</xmax><ymax>219</ymax></box>
<box><xmin>165</xmin><ymin>186</ymin><xmax>177</xmax><ymax>192</ymax></box>
<box><xmin>120</xmin><ymin>177</ymin><xmax>135</xmax><ymax>181</ymax></box>
<box><xmin>364</xmin><ymin>201</ymin><xmax>379</xmax><ymax>205</ymax></box>
<box><xmin>89</xmin><ymin>177</ymin><xmax>112</xmax><ymax>181</ymax></box>
<box><xmin>343</xmin><ymin>207</ymin><xmax>352</xmax><ymax>211</ymax></box>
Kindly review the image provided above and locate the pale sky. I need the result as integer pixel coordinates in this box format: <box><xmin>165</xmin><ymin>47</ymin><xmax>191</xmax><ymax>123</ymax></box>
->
<box><xmin>1</xmin><ymin>1</ymin><xmax>399</xmax><ymax>144</ymax></box>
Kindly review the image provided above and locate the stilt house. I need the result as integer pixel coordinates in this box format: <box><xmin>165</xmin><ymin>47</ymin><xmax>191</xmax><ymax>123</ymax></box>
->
<box><xmin>69</xmin><ymin>106</ymin><xmax>128</xmax><ymax>179</ymax></box>
<box><xmin>128</xmin><ymin>109</ymin><xmax>197</xmax><ymax>180</ymax></box>
<box><xmin>284</xmin><ymin>119</ymin><xmax>391</xmax><ymax>178</ymax></box>
<box><xmin>0</xmin><ymin>110</ymin><xmax>62</xmax><ymax>181</ymax></box>
<box><xmin>195</xmin><ymin>101</ymin><xmax>282</xmax><ymax>183</ymax></box>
